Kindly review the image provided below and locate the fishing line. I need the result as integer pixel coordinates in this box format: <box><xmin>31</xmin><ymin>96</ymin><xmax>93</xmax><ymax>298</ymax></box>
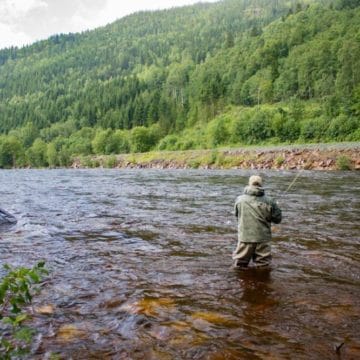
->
<box><xmin>281</xmin><ymin>144</ymin><xmax>322</xmax><ymax>197</ymax></box>
<box><xmin>283</xmin><ymin>169</ymin><xmax>303</xmax><ymax>195</ymax></box>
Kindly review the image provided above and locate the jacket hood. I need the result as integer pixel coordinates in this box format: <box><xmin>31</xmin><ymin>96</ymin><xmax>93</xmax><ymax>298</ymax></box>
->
<box><xmin>244</xmin><ymin>185</ymin><xmax>265</xmax><ymax>197</ymax></box>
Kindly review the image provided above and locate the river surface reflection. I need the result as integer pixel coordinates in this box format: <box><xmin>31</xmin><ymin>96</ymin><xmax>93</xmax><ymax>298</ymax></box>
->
<box><xmin>0</xmin><ymin>169</ymin><xmax>359</xmax><ymax>359</ymax></box>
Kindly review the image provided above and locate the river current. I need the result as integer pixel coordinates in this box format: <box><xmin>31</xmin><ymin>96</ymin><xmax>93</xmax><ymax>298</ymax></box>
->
<box><xmin>0</xmin><ymin>169</ymin><xmax>359</xmax><ymax>359</ymax></box>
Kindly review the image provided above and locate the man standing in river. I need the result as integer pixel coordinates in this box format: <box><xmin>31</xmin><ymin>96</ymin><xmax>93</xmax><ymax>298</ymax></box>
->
<box><xmin>233</xmin><ymin>175</ymin><xmax>282</xmax><ymax>269</ymax></box>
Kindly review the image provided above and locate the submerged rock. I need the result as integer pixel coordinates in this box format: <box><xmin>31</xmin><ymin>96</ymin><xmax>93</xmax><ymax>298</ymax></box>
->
<box><xmin>0</xmin><ymin>208</ymin><xmax>17</xmax><ymax>225</ymax></box>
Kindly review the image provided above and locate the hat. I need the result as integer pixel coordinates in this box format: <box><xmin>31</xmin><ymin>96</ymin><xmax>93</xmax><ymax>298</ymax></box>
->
<box><xmin>249</xmin><ymin>175</ymin><xmax>262</xmax><ymax>187</ymax></box>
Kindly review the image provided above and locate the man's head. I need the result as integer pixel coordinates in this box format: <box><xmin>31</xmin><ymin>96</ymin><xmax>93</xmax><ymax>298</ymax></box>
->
<box><xmin>249</xmin><ymin>175</ymin><xmax>263</xmax><ymax>187</ymax></box>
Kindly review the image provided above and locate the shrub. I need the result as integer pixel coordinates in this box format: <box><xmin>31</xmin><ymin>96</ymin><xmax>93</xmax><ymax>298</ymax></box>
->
<box><xmin>92</xmin><ymin>129</ymin><xmax>112</xmax><ymax>155</ymax></box>
<box><xmin>0</xmin><ymin>136</ymin><xmax>25</xmax><ymax>168</ymax></box>
<box><xmin>272</xmin><ymin>112</ymin><xmax>301</xmax><ymax>142</ymax></box>
<box><xmin>157</xmin><ymin>134</ymin><xmax>179</xmax><ymax>151</ymax></box>
<box><xmin>27</xmin><ymin>139</ymin><xmax>48</xmax><ymax>167</ymax></box>
<box><xmin>104</xmin><ymin>155</ymin><xmax>118</xmax><ymax>168</ymax></box>
<box><xmin>336</xmin><ymin>155</ymin><xmax>352</xmax><ymax>170</ymax></box>
<box><xmin>326</xmin><ymin>114</ymin><xmax>359</xmax><ymax>141</ymax></box>
<box><xmin>300</xmin><ymin>116</ymin><xmax>329</xmax><ymax>141</ymax></box>
<box><xmin>187</xmin><ymin>159</ymin><xmax>201</xmax><ymax>169</ymax></box>
<box><xmin>206</xmin><ymin>115</ymin><xmax>230</xmax><ymax>147</ymax></box>
<box><xmin>209</xmin><ymin>149</ymin><xmax>218</xmax><ymax>165</ymax></box>
<box><xmin>346</xmin><ymin>128</ymin><xmax>360</xmax><ymax>141</ymax></box>
<box><xmin>130</xmin><ymin>125</ymin><xmax>160</xmax><ymax>153</ymax></box>
<box><xmin>46</xmin><ymin>143</ymin><xmax>58</xmax><ymax>168</ymax></box>
<box><xmin>79</xmin><ymin>156</ymin><xmax>99</xmax><ymax>168</ymax></box>
<box><xmin>274</xmin><ymin>156</ymin><xmax>285</xmax><ymax>167</ymax></box>
<box><xmin>230</xmin><ymin>108</ymin><xmax>275</xmax><ymax>144</ymax></box>
<box><xmin>111</xmin><ymin>130</ymin><xmax>130</xmax><ymax>154</ymax></box>
<box><xmin>57</xmin><ymin>146</ymin><xmax>72</xmax><ymax>167</ymax></box>
<box><xmin>229</xmin><ymin>110</ymin><xmax>251</xmax><ymax>144</ymax></box>
<box><xmin>0</xmin><ymin>262</ymin><xmax>48</xmax><ymax>358</ymax></box>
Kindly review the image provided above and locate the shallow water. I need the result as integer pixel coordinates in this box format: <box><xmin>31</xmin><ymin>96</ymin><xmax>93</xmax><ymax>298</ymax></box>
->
<box><xmin>0</xmin><ymin>169</ymin><xmax>359</xmax><ymax>359</ymax></box>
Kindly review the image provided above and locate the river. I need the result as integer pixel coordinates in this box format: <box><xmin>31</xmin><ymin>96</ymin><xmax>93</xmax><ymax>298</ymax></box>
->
<box><xmin>0</xmin><ymin>169</ymin><xmax>359</xmax><ymax>359</ymax></box>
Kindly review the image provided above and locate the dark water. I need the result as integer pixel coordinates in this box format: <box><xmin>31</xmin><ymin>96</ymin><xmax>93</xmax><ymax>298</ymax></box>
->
<box><xmin>0</xmin><ymin>169</ymin><xmax>359</xmax><ymax>359</ymax></box>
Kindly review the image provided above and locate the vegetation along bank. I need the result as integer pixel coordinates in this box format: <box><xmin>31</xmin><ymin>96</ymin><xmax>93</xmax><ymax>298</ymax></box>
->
<box><xmin>73</xmin><ymin>143</ymin><xmax>360</xmax><ymax>171</ymax></box>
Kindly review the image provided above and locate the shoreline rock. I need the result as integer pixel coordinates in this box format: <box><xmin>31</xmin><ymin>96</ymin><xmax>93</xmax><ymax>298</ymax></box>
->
<box><xmin>73</xmin><ymin>143</ymin><xmax>360</xmax><ymax>171</ymax></box>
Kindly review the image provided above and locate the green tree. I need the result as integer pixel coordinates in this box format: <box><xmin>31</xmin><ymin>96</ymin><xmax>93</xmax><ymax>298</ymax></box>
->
<box><xmin>0</xmin><ymin>136</ymin><xmax>25</xmax><ymax>168</ymax></box>
<box><xmin>111</xmin><ymin>130</ymin><xmax>131</xmax><ymax>154</ymax></box>
<box><xmin>92</xmin><ymin>129</ymin><xmax>113</xmax><ymax>154</ymax></box>
<box><xmin>336</xmin><ymin>39</ymin><xmax>360</xmax><ymax>100</ymax></box>
<box><xmin>46</xmin><ymin>142</ymin><xmax>58</xmax><ymax>167</ymax></box>
<box><xmin>130</xmin><ymin>125</ymin><xmax>159</xmax><ymax>153</ymax></box>
<box><xmin>206</xmin><ymin>115</ymin><xmax>230</xmax><ymax>147</ymax></box>
<box><xmin>9</xmin><ymin>122</ymin><xmax>39</xmax><ymax>148</ymax></box>
<box><xmin>27</xmin><ymin>139</ymin><xmax>48</xmax><ymax>167</ymax></box>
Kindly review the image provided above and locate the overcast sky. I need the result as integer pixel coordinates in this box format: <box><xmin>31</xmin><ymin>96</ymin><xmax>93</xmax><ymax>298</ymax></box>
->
<box><xmin>0</xmin><ymin>0</ymin><xmax>218</xmax><ymax>50</ymax></box>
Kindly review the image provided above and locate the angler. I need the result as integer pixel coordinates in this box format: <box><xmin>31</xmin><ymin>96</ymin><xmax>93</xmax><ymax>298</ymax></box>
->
<box><xmin>233</xmin><ymin>175</ymin><xmax>282</xmax><ymax>269</ymax></box>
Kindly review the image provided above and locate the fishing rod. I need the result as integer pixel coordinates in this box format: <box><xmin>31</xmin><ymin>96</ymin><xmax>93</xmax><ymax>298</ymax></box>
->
<box><xmin>283</xmin><ymin>169</ymin><xmax>303</xmax><ymax>195</ymax></box>
<box><xmin>281</xmin><ymin>143</ymin><xmax>323</xmax><ymax>197</ymax></box>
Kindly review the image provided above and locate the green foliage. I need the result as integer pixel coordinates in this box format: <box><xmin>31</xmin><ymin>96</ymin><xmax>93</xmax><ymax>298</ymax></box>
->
<box><xmin>274</xmin><ymin>155</ymin><xmax>285</xmax><ymax>166</ymax></box>
<box><xmin>0</xmin><ymin>262</ymin><xmax>48</xmax><ymax>359</ymax></box>
<box><xmin>27</xmin><ymin>139</ymin><xmax>48</xmax><ymax>167</ymax></box>
<box><xmin>40</xmin><ymin>120</ymin><xmax>77</xmax><ymax>143</ymax></box>
<box><xmin>92</xmin><ymin>129</ymin><xmax>113</xmax><ymax>155</ymax></box>
<box><xmin>271</xmin><ymin>113</ymin><xmax>301</xmax><ymax>142</ymax></box>
<box><xmin>79</xmin><ymin>155</ymin><xmax>99</xmax><ymax>168</ymax></box>
<box><xmin>57</xmin><ymin>146</ymin><xmax>72</xmax><ymax>167</ymax></box>
<box><xmin>206</xmin><ymin>115</ymin><xmax>231</xmax><ymax>147</ymax></box>
<box><xmin>110</xmin><ymin>130</ymin><xmax>131</xmax><ymax>154</ymax></box>
<box><xmin>335</xmin><ymin>0</ymin><xmax>360</xmax><ymax>10</ymax></box>
<box><xmin>326</xmin><ymin>114</ymin><xmax>359</xmax><ymax>141</ymax></box>
<box><xmin>336</xmin><ymin>155</ymin><xmax>352</xmax><ymax>170</ymax></box>
<box><xmin>0</xmin><ymin>0</ymin><xmax>359</xmax><ymax>166</ymax></box>
<box><xmin>157</xmin><ymin>134</ymin><xmax>179</xmax><ymax>151</ymax></box>
<box><xmin>230</xmin><ymin>108</ymin><xmax>276</xmax><ymax>144</ymax></box>
<box><xmin>46</xmin><ymin>143</ymin><xmax>58</xmax><ymax>168</ymax></box>
<box><xmin>67</xmin><ymin>127</ymin><xmax>95</xmax><ymax>155</ymax></box>
<box><xmin>187</xmin><ymin>159</ymin><xmax>201</xmax><ymax>169</ymax></box>
<box><xmin>9</xmin><ymin>122</ymin><xmax>39</xmax><ymax>148</ymax></box>
<box><xmin>0</xmin><ymin>135</ymin><xmax>25</xmax><ymax>168</ymax></box>
<box><xmin>300</xmin><ymin>116</ymin><xmax>329</xmax><ymax>141</ymax></box>
<box><xmin>130</xmin><ymin>125</ymin><xmax>160</xmax><ymax>153</ymax></box>
<box><xmin>176</xmin><ymin>127</ymin><xmax>207</xmax><ymax>150</ymax></box>
<box><xmin>104</xmin><ymin>155</ymin><xmax>118</xmax><ymax>168</ymax></box>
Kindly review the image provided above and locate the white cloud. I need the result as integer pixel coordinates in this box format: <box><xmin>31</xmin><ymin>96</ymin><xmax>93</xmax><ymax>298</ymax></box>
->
<box><xmin>0</xmin><ymin>22</ymin><xmax>33</xmax><ymax>48</ymax></box>
<box><xmin>0</xmin><ymin>0</ymin><xmax>48</xmax><ymax>48</ymax></box>
<box><xmin>69</xmin><ymin>14</ymin><xmax>94</xmax><ymax>33</ymax></box>
<box><xmin>0</xmin><ymin>0</ymin><xmax>48</xmax><ymax>22</ymax></box>
<box><xmin>96</xmin><ymin>0</ymin><xmax>218</xmax><ymax>26</ymax></box>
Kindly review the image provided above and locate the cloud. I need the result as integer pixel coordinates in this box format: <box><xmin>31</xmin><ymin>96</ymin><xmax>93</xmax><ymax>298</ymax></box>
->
<box><xmin>96</xmin><ymin>0</ymin><xmax>218</xmax><ymax>26</ymax></box>
<box><xmin>0</xmin><ymin>22</ymin><xmax>33</xmax><ymax>48</ymax></box>
<box><xmin>0</xmin><ymin>0</ymin><xmax>48</xmax><ymax>23</ymax></box>
<box><xmin>0</xmin><ymin>0</ymin><xmax>49</xmax><ymax>48</ymax></box>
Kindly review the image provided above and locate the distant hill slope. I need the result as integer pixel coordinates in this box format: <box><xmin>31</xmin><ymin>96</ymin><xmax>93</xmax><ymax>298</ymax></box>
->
<box><xmin>0</xmin><ymin>0</ymin><xmax>359</xmax><ymax>168</ymax></box>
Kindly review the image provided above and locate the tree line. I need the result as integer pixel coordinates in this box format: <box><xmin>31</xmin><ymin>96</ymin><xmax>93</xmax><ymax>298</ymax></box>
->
<box><xmin>0</xmin><ymin>0</ymin><xmax>359</xmax><ymax>168</ymax></box>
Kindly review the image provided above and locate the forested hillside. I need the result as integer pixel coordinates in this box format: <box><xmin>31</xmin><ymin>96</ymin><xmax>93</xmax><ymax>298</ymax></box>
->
<box><xmin>0</xmin><ymin>0</ymin><xmax>359</xmax><ymax>168</ymax></box>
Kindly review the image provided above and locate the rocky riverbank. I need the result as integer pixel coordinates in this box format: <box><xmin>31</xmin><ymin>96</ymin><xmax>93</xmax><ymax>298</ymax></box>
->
<box><xmin>73</xmin><ymin>143</ymin><xmax>360</xmax><ymax>171</ymax></box>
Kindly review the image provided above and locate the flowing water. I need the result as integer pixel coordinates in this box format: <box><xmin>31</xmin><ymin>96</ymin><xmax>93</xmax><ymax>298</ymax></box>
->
<box><xmin>0</xmin><ymin>169</ymin><xmax>359</xmax><ymax>359</ymax></box>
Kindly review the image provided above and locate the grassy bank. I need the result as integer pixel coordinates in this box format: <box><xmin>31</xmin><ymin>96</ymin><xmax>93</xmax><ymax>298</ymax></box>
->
<box><xmin>74</xmin><ymin>142</ymin><xmax>360</xmax><ymax>171</ymax></box>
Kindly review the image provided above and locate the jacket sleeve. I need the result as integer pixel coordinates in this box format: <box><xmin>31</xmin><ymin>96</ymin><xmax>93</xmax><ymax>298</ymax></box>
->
<box><xmin>271</xmin><ymin>201</ymin><xmax>282</xmax><ymax>224</ymax></box>
<box><xmin>234</xmin><ymin>199</ymin><xmax>240</xmax><ymax>218</ymax></box>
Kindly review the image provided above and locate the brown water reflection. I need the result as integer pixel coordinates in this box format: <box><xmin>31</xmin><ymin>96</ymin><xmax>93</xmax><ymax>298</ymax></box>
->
<box><xmin>0</xmin><ymin>169</ymin><xmax>359</xmax><ymax>359</ymax></box>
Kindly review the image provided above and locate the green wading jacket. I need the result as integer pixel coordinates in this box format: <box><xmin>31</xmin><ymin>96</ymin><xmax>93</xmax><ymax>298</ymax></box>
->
<box><xmin>234</xmin><ymin>185</ymin><xmax>282</xmax><ymax>243</ymax></box>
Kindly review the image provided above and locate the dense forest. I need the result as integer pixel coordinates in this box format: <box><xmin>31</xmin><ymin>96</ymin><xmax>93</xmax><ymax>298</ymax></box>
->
<box><xmin>0</xmin><ymin>0</ymin><xmax>359</xmax><ymax>168</ymax></box>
